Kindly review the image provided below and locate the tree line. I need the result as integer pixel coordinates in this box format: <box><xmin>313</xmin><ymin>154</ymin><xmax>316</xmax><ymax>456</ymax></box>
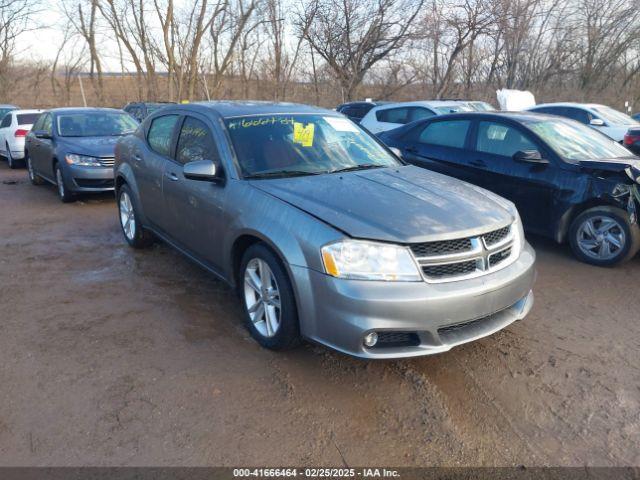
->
<box><xmin>1</xmin><ymin>0</ymin><xmax>640</xmax><ymax>110</ymax></box>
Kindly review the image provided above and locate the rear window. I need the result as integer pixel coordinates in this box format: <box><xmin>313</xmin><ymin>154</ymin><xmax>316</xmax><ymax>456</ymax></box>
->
<box><xmin>17</xmin><ymin>113</ymin><xmax>40</xmax><ymax>125</ymax></box>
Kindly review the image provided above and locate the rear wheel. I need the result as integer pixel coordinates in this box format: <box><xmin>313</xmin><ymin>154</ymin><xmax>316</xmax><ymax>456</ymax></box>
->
<box><xmin>239</xmin><ymin>243</ymin><xmax>301</xmax><ymax>350</ymax></box>
<box><xmin>55</xmin><ymin>163</ymin><xmax>75</xmax><ymax>203</ymax></box>
<box><xmin>26</xmin><ymin>153</ymin><xmax>44</xmax><ymax>185</ymax></box>
<box><xmin>6</xmin><ymin>144</ymin><xmax>17</xmax><ymax>169</ymax></box>
<box><xmin>117</xmin><ymin>184</ymin><xmax>153</xmax><ymax>248</ymax></box>
<box><xmin>569</xmin><ymin>206</ymin><xmax>640</xmax><ymax>266</ymax></box>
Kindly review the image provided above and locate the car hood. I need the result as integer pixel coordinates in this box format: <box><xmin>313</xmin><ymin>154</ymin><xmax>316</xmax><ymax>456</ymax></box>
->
<box><xmin>58</xmin><ymin>136</ymin><xmax>120</xmax><ymax>157</ymax></box>
<box><xmin>578</xmin><ymin>157</ymin><xmax>640</xmax><ymax>183</ymax></box>
<box><xmin>251</xmin><ymin>165</ymin><xmax>515</xmax><ymax>243</ymax></box>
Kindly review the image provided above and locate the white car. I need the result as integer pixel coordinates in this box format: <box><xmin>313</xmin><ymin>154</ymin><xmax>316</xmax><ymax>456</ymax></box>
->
<box><xmin>527</xmin><ymin>103</ymin><xmax>640</xmax><ymax>143</ymax></box>
<box><xmin>360</xmin><ymin>101</ymin><xmax>473</xmax><ymax>134</ymax></box>
<box><xmin>0</xmin><ymin>109</ymin><xmax>43</xmax><ymax>168</ymax></box>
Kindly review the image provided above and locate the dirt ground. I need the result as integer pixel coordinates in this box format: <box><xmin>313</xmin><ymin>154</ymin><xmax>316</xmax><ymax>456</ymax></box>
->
<box><xmin>0</xmin><ymin>161</ymin><xmax>638</xmax><ymax>467</ymax></box>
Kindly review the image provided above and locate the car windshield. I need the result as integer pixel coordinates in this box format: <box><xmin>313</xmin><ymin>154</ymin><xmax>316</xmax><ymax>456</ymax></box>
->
<box><xmin>434</xmin><ymin>105</ymin><xmax>473</xmax><ymax>114</ymax></box>
<box><xmin>147</xmin><ymin>104</ymin><xmax>168</xmax><ymax>114</ymax></box>
<box><xmin>225</xmin><ymin>114</ymin><xmax>401</xmax><ymax>178</ymax></box>
<box><xmin>471</xmin><ymin>102</ymin><xmax>495</xmax><ymax>112</ymax></box>
<box><xmin>591</xmin><ymin>106</ymin><xmax>637</xmax><ymax>126</ymax></box>
<box><xmin>57</xmin><ymin>112</ymin><xmax>138</xmax><ymax>137</ymax></box>
<box><xmin>528</xmin><ymin>119</ymin><xmax>633</xmax><ymax>161</ymax></box>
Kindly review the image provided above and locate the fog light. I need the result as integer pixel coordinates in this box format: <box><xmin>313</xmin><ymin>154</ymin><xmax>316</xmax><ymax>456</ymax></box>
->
<box><xmin>363</xmin><ymin>332</ymin><xmax>378</xmax><ymax>347</ymax></box>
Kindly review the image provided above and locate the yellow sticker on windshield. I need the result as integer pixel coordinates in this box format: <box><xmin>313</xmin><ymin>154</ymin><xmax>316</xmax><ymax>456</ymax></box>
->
<box><xmin>293</xmin><ymin>122</ymin><xmax>314</xmax><ymax>147</ymax></box>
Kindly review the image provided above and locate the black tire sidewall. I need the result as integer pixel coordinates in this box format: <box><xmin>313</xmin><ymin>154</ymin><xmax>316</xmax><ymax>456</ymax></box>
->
<box><xmin>569</xmin><ymin>207</ymin><xmax>637</xmax><ymax>266</ymax></box>
<box><xmin>239</xmin><ymin>244</ymin><xmax>301</xmax><ymax>350</ymax></box>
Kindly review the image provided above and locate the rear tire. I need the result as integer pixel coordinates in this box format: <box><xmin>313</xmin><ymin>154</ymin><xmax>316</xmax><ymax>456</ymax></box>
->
<box><xmin>55</xmin><ymin>163</ymin><xmax>75</xmax><ymax>203</ymax></box>
<box><xmin>117</xmin><ymin>184</ymin><xmax>153</xmax><ymax>248</ymax></box>
<box><xmin>26</xmin><ymin>153</ymin><xmax>44</xmax><ymax>185</ymax></box>
<box><xmin>6</xmin><ymin>145</ymin><xmax>17</xmax><ymax>169</ymax></box>
<box><xmin>239</xmin><ymin>243</ymin><xmax>301</xmax><ymax>351</ymax></box>
<box><xmin>569</xmin><ymin>206</ymin><xmax>640</xmax><ymax>266</ymax></box>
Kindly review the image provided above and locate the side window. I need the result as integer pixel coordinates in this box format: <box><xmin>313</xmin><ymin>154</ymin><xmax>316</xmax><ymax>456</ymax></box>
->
<box><xmin>0</xmin><ymin>115</ymin><xmax>12</xmax><ymax>128</ymax></box>
<box><xmin>476</xmin><ymin>121</ymin><xmax>538</xmax><ymax>157</ymax></box>
<box><xmin>147</xmin><ymin>114</ymin><xmax>179</xmax><ymax>157</ymax></box>
<box><xmin>564</xmin><ymin>108</ymin><xmax>591</xmax><ymax>124</ymax></box>
<box><xmin>41</xmin><ymin>114</ymin><xmax>53</xmax><ymax>135</ymax></box>
<box><xmin>175</xmin><ymin>116</ymin><xmax>218</xmax><ymax>165</ymax></box>
<box><xmin>376</xmin><ymin>107</ymin><xmax>409</xmax><ymax>124</ymax></box>
<box><xmin>418</xmin><ymin>120</ymin><xmax>470</xmax><ymax>148</ymax></box>
<box><xmin>409</xmin><ymin>108</ymin><xmax>435</xmax><ymax>122</ymax></box>
<box><xmin>32</xmin><ymin>114</ymin><xmax>45</xmax><ymax>131</ymax></box>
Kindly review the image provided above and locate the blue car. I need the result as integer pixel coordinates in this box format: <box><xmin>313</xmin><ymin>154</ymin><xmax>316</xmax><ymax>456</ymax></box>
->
<box><xmin>25</xmin><ymin>108</ymin><xmax>138</xmax><ymax>202</ymax></box>
<box><xmin>379</xmin><ymin>111</ymin><xmax>640</xmax><ymax>266</ymax></box>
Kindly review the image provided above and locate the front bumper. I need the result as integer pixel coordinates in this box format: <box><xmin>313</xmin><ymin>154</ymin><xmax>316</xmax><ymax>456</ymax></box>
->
<box><xmin>292</xmin><ymin>243</ymin><xmax>536</xmax><ymax>359</ymax></box>
<box><xmin>66</xmin><ymin>165</ymin><xmax>115</xmax><ymax>192</ymax></box>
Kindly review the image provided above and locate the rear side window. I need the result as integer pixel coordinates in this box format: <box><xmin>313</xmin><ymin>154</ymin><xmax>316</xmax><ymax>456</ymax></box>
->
<box><xmin>377</xmin><ymin>107</ymin><xmax>409</xmax><ymax>124</ymax></box>
<box><xmin>175</xmin><ymin>117</ymin><xmax>218</xmax><ymax>165</ymax></box>
<box><xmin>409</xmin><ymin>107</ymin><xmax>435</xmax><ymax>122</ymax></box>
<box><xmin>147</xmin><ymin>115</ymin><xmax>179</xmax><ymax>157</ymax></box>
<box><xmin>0</xmin><ymin>115</ymin><xmax>11</xmax><ymax>128</ymax></box>
<box><xmin>563</xmin><ymin>108</ymin><xmax>591</xmax><ymax>124</ymax></box>
<box><xmin>17</xmin><ymin>113</ymin><xmax>40</xmax><ymax>125</ymax></box>
<box><xmin>418</xmin><ymin>120</ymin><xmax>470</xmax><ymax>148</ymax></box>
<box><xmin>476</xmin><ymin>121</ymin><xmax>537</xmax><ymax>157</ymax></box>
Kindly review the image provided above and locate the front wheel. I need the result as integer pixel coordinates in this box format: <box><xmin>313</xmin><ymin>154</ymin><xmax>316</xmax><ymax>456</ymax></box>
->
<box><xmin>117</xmin><ymin>184</ymin><xmax>153</xmax><ymax>248</ymax></box>
<box><xmin>569</xmin><ymin>206</ymin><xmax>640</xmax><ymax>266</ymax></box>
<box><xmin>55</xmin><ymin>163</ymin><xmax>75</xmax><ymax>203</ymax></box>
<box><xmin>239</xmin><ymin>244</ymin><xmax>301</xmax><ymax>350</ymax></box>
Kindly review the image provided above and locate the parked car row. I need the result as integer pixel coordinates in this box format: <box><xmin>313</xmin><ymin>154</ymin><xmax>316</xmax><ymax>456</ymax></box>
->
<box><xmin>2</xmin><ymin>97</ymin><xmax>639</xmax><ymax>359</ymax></box>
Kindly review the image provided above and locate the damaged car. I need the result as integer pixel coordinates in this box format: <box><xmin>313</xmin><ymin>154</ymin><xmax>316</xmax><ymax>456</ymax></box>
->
<box><xmin>114</xmin><ymin>102</ymin><xmax>535</xmax><ymax>358</ymax></box>
<box><xmin>379</xmin><ymin>111</ymin><xmax>640</xmax><ymax>266</ymax></box>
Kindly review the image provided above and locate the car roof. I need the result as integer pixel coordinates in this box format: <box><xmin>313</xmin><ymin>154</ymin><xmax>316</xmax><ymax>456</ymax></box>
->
<box><xmin>374</xmin><ymin>100</ymin><xmax>469</xmax><ymax>109</ymax></box>
<box><xmin>12</xmin><ymin>109</ymin><xmax>43</xmax><ymax>114</ymax></box>
<box><xmin>48</xmin><ymin>107</ymin><xmax>125</xmax><ymax>114</ymax></box>
<box><xmin>530</xmin><ymin>102</ymin><xmax>606</xmax><ymax>110</ymax></box>
<box><xmin>177</xmin><ymin>101</ymin><xmax>338</xmax><ymax>119</ymax></box>
<box><xmin>427</xmin><ymin>111</ymin><xmax>563</xmax><ymax>123</ymax></box>
<box><xmin>0</xmin><ymin>104</ymin><xmax>18</xmax><ymax>108</ymax></box>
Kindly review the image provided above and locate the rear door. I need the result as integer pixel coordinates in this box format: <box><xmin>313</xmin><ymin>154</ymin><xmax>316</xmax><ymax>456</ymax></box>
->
<box><xmin>33</xmin><ymin>113</ymin><xmax>54</xmax><ymax>177</ymax></box>
<box><xmin>469</xmin><ymin>120</ymin><xmax>560</xmax><ymax>234</ymax></box>
<box><xmin>137</xmin><ymin>114</ymin><xmax>181</xmax><ymax>229</ymax></box>
<box><xmin>162</xmin><ymin>114</ymin><xmax>228</xmax><ymax>269</ymax></box>
<box><xmin>399</xmin><ymin>118</ymin><xmax>477</xmax><ymax>184</ymax></box>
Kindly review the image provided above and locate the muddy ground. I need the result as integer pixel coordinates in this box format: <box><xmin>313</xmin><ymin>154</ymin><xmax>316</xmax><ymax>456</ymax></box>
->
<box><xmin>0</xmin><ymin>161</ymin><xmax>638</xmax><ymax>467</ymax></box>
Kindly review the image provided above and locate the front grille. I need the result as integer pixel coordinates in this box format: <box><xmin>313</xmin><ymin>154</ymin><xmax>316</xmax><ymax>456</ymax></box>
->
<box><xmin>422</xmin><ymin>260</ymin><xmax>477</xmax><ymax>279</ymax></box>
<box><xmin>438</xmin><ymin>318</ymin><xmax>483</xmax><ymax>335</ymax></box>
<box><xmin>410</xmin><ymin>238</ymin><xmax>472</xmax><ymax>257</ymax></box>
<box><xmin>483</xmin><ymin>226</ymin><xmax>510</xmax><ymax>246</ymax></box>
<box><xmin>489</xmin><ymin>247</ymin><xmax>512</xmax><ymax>267</ymax></box>
<box><xmin>373</xmin><ymin>332</ymin><xmax>420</xmax><ymax>348</ymax></box>
<box><xmin>411</xmin><ymin>224</ymin><xmax>514</xmax><ymax>282</ymax></box>
<box><xmin>99</xmin><ymin>157</ymin><xmax>115</xmax><ymax>167</ymax></box>
<box><xmin>75</xmin><ymin>178</ymin><xmax>115</xmax><ymax>188</ymax></box>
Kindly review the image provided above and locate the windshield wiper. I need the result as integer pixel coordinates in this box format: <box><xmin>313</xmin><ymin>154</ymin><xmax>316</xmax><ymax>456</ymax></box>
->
<box><xmin>245</xmin><ymin>170</ymin><xmax>323</xmax><ymax>179</ymax></box>
<box><xmin>328</xmin><ymin>164</ymin><xmax>384</xmax><ymax>174</ymax></box>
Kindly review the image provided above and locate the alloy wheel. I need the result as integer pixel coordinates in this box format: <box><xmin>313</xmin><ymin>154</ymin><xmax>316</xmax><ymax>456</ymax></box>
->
<box><xmin>27</xmin><ymin>158</ymin><xmax>35</xmax><ymax>180</ymax></box>
<box><xmin>576</xmin><ymin>215</ymin><xmax>626</xmax><ymax>261</ymax></box>
<box><xmin>243</xmin><ymin>258</ymin><xmax>282</xmax><ymax>338</ymax></box>
<box><xmin>56</xmin><ymin>168</ymin><xmax>65</xmax><ymax>199</ymax></box>
<box><xmin>119</xmin><ymin>191</ymin><xmax>136</xmax><ymax>241</ymax></box>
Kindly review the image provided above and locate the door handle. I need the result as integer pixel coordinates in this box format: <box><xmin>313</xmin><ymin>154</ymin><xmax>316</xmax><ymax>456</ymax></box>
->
<box><xmin>165</xmin><ymin>172</ymin><xmax>179</xmax><ymax>181</ymax></box>
<box><xmin>470</xmin><ymin>159</ymin><xmax>486</xmax><ymax>167</ymax></box>
<box><xmin>132</xmin><ymin>153</ymin><xmax>142</xmax><ymax>162</ymax></box>
<box><xmin>405</xmin><ymin>146</ymin><xmax>418</xmax><ymax>154</ymax></box>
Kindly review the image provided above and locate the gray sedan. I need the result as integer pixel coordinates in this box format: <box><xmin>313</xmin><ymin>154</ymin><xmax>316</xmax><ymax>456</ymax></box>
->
<box><xmin>114</xmin><ymin>102</ymin><xmax>535</xmax><ymax>359</ymax></box>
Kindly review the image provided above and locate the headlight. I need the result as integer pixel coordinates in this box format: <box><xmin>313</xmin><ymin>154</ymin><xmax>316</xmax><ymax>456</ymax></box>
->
<box><xmin>65</xmin><ymin>153</ymin><xmax>102</xmax><ymax>167</ymax></box>
<box><xmin>321</xmin><ymin>239</ymin><xmax>421</xmax><ymax>281</ymax></box>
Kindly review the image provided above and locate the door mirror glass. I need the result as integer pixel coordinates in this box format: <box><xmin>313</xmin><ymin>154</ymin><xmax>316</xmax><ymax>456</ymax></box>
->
<box><xmin>590</xmin><ymin>118</ymin><xmax>605</xmax><ymax>127</ymax></box>
<box><xmin>513</xmin><ymin>150</ymin><xmax>549</xmax><ymax>164</ymax></box>
<box><xmin>183</xmin><ymin>159</ymin><xmax>222</xmax><ymax>182</ymax></box>
<box><xmin>33</xmin><ymin>130</ymin><xmax>51</xmax><ymax>139</ymax></box>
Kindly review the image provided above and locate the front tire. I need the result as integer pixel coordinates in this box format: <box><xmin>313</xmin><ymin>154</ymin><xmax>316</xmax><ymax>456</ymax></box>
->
<box><xmin>117</xmin><ymin>184</ymin><xmax>153</xmax><ymax>248</ymax></box>
<box><xmin>569</xmin><ymin>206</ymin><xmax>640</xmax><ymax>266</ymax></box>
<box><xmin>54</xmin><ymin>163</ymin><xmax>75</xmax><ymax>203</ymax></box>
<box><xmin>239</xmin><ymin>243</ymin><xmax>301</xmax><ymax>350</ymax></box>
<box><xmin>27</xmin><ymin>153</ymin><xmax>44</xmax><ymax>185</ymax></box>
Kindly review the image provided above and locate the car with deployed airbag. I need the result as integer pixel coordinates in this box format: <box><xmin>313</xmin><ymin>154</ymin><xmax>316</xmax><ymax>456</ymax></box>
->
<box><xmin>379</xmin><ymin>111</ymin><xmax>640</xmax><ymax>266</ymax></box>
<box><xmin>114</xmin><ymin>102</ymin><xmax>535</xmax><ymax>359</ymax></box>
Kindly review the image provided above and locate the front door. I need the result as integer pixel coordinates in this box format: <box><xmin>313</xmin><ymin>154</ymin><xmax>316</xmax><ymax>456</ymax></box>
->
<box><xmin>162</xmin><ymin>114</ymin><xmax>228</xmax><ymax>270</ymax></box>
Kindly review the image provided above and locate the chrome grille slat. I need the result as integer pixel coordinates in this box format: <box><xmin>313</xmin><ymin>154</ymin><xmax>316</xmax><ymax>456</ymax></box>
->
<box><xmin>411</xmin><ymin>224</ymin><xmax>515</xmax><ymax>282</ymax></box>
<box><xmin>99</xmin><ymin>157</ymin><xmax>115</xmax><ymax>167</ymax></box>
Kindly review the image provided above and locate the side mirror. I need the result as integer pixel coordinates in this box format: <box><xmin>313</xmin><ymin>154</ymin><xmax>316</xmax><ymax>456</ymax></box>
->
<box><xmin>389</xmin><ymin>147</ymin><xmax>403</xmax><ymax>159</ymax></box>
<box><xmin>33</xmin><ymin>130</ymin><xmax>51</xmax><ymax>139</ymax></box>
<box><xmin>513</xmin><ymin>150</ymin><xmax>549</xmax><ymax>164</ymax></box>
<box><xmin>590</xmin><ymin>118</ymin><xmax>605</xmax><ymax>127</ymax></box>
<box><xmin>183</xmin><ymin>159</ymin><xmax>223</xmax><ymax>182</ymax></box>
